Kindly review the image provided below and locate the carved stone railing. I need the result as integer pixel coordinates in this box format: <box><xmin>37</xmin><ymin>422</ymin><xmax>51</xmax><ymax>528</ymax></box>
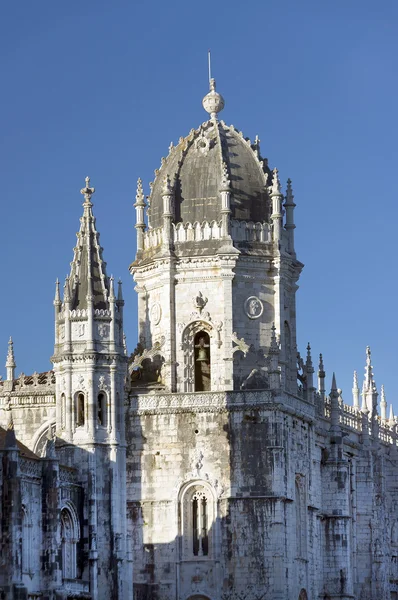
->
<box><xmin>143</xmin><ymin>226</ymin><xmax>162</xmax><ymax>249</ymax></box>
<box><xmin>231</xmin><ymin>219</ymin><xmax>270</xmax><ymax>243</ymax></box>
<box><xmin>173</xmin><ymin>220</ymin><xmax>222</xmax><ymax>243</ymax></box>
<box><xmin>128</xmin><ymin>389</ymin><xmax>315</xmax><ymax>419</ymax></box>
<box><xmin>60</xmin><ymin>465</ymin><xmax>78</xmax><ymax>484</ymax></box>
<box><xmin>341</xmin><ymin>404</ymin><xmax>362</xmax><ymax>431</ymax></box>
<box><xmin>20</xmin><ymin>457</ymin><xmax>42</xmax><ymax>479</ymax></box>
<box><xmin>0</xmin><ymin>393</ymin><xmax>55</xmax><ymax>406</ymax></box>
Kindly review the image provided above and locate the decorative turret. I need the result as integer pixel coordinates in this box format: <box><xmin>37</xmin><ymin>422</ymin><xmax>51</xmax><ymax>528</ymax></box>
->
<box><xmin>51</xmin><ymin>177</ymin><xmax>130</xmax><ymax>600</ymax></box>
<box><xmin>5</xmin><ymin>336</ymin><xmax>16</xmax><ymax>383</ymax></box>
<box><xmin>52</xmin><ymin>177</ymin><xmax>126</xmax><ymax>441</ymax></box>
<box><xmin>134</xmin><ymin>178</ymin><xmax>146</xmax><ymax>252</ymax></box>
<box><xmin>283</xmin><ymin>179</ymin><xmax>296</xmax><ymax>255</ymax></box>
<box><xmin>130</xmin><ymin>81</ymin><xmax>303</xmax><ymax>395</ymax></box>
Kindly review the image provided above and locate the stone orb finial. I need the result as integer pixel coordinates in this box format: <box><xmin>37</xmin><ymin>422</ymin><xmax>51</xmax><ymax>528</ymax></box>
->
<box><xmin>202</xmin><ymin>78</ymin><xmax>225</xmax><ymax>119</ymax></box>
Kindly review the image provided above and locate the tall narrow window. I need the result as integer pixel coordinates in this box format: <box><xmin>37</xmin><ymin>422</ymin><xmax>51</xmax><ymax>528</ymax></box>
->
<box><xmin>61</xmin><ymin>507</ymin><xmax>78</xmax><ymax>580</ymax></box>
<box><xmin>180</xmin><ymin>482</ymin><xmax>215</xmax><ymax>560</ymax></box>
<box><xmin>194</xmin><ymin>331</ymin><xmax>211</xmax><ymax>392</ymax></box>
<box><xmin>76</xmin><ymin>393</ymin><xmax>85</xmax><ymax>427</ymax></box>
<box><xmin>97</xmin><ymin>392</ymin><xmax>107</xmax><ymax>427</ymax></box>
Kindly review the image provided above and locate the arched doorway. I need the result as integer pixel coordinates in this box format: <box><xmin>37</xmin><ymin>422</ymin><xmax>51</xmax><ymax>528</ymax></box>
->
<box><xmin>298</xmin><ymin>590</ymin><xmax>308</xmax><ymax>600</ymax></box>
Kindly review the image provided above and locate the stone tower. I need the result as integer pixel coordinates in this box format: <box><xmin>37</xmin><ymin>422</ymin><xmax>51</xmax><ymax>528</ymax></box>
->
<box><xmin>52</xmin><ymin>178</ymin><xmax>132</xmax><ymax>600</ymax></box>
<box><xmin>130</xmin><ymin>79</ymin><xmax>303</xmax><ymax>395</ymax></box>
<box><xmin>127</xmin><ymin>82</ymin><xmax>312</xmax><ymax>600</ymax></box>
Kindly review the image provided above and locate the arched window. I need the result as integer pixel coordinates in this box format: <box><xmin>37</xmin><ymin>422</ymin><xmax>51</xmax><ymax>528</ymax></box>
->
<box><xmin>179</xmin><ymin>482</ymin><xmax>216</xmax><ymax>559</ymax></box>
<box><xmin>97</xmin><ymin>392</ymin><xmax>107</xmax><ymax>427</ymax></box>
<box><xmin>75</xmin><ymin>392</ymin><xmax>85</xmax><ymax>427</ymax></box>
<box><xmin>194</xmin><ymin>331</ymin><xmax>211</xmax><ymax>392</ymax></box>
<box><xmin>21</xmin><ymin>505</ymin><xmax>32</xmax><ymax>575</ymax></box>
<box><xmin>60</xmin><ymin>506</ymin><xmax>79</xmax><ymax>580</ymax></box>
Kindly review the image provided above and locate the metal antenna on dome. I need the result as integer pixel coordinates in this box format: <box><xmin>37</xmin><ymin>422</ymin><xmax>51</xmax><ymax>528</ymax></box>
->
<box><xmin>208</xmin><ymin>49</ymin><xmax>212</xmax><ymax>86</ymax></box>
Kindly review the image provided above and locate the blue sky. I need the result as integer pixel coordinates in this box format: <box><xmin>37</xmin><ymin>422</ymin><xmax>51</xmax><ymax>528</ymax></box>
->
<box><xmin>1</xmin><ymin>1</ymin><xmax>397</xmax><ymax>410</ymax></box>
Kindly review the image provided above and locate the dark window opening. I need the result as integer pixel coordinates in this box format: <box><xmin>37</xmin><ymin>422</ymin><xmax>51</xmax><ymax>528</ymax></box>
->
<box><xmin>76</xmin><ymin>393</ymin><xmax>85</xmax><ymax>427</ymax></box>
<box><xmin>194</xmin><ymin>331</ymin><xmax>211</xmax><ymax>392</ymax></box>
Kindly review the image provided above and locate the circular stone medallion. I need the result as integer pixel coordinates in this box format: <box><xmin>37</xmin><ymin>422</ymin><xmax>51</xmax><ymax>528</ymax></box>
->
<box><xmin>244</xmin><ymin>296</ymin><xmax>263</xmax><ymax>319</ymax></box>
<box><xmin>150</xmin><ymin>302</ymin><xmax>162</xmax><ymax>325</ymax></box>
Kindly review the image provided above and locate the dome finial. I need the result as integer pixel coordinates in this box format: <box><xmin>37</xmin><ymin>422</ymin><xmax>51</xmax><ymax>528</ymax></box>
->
<box><xmin>202</xmin><ymin>51</ymin><xmax>225</xmax><ymax>119</ymax></box>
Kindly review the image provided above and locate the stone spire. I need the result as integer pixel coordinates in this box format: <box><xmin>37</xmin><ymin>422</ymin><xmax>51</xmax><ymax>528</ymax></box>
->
<box><xmin>283</xmin><ymin>179</ymin><xmax>296</xmax><ymax>255</ymax></box>
<box><xmin>66</xmin><ymin>177</ymin><xmax>110</xmax><ymax>311</ymax></box>
<box><xmin>6</xmin><ymin>337</ymin><xmax>16</xmax><ymax>382</ymax></box>
<box><xmin>202</xmin><ymin>78</ymin><xmax>225</xmax><ymax>120</ymax></box>
<box><xmin>363</xmin><ymin>346</ymin><xmax>378</xmax><ymax>414</ymax></box>
<box><xmin>306</xmin><ymin>343</ymin><xmax>315</xmax><ymax>403</ymax></box>
<box><xmin>352</xmin><ymin>371</ymin><xmax>360</xmax><ymax>410</ymax></box>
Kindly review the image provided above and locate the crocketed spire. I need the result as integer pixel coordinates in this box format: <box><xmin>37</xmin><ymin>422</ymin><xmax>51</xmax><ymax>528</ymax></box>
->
<box><xmin>66</xmin><ymin>177</ymin><xmax>110</xmax><ymax>311</ymax></box>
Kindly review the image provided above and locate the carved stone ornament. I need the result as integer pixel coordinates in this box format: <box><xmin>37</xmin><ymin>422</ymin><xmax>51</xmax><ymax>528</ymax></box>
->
<box><xmin>244</xmin><ymin>296</ymin><xmax>263</xmax><ymax>319</ymax></box>
<box><xmin>128</xmin><ymin>336</ymin><xmax>166</xmax><ymax>375</ymax></box>
<box><xmin>192</xmin><ymin>291</ymin><xmax>208</xmax><ymax>313</ymax></box>
<box><xmin>231</xmin><ymin>332</ymin><xmax>250</xmax><ymax>356</ymax></box>
<box><xmin>98</xmin><ymin>322</ymin><xmax>108</xmax><ymax>339</ymax></box>
<box><xmin>150</xmin><ymin>302</ymin><xmax>162</xmax><ymax>325</ymax></box>
<box><xmin>194</xmin><ymin>132</ymin><xmax>210</xmax><ymax>155</ymax></box>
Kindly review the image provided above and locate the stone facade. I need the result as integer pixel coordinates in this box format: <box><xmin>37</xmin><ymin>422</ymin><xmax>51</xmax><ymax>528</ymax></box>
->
<box><xmin>0</xmin><ymin>80</ymin><xmax>397</xmax><ymax>600</ymax></box>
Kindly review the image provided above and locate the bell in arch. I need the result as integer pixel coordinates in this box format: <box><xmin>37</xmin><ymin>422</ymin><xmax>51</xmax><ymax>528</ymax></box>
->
<box><xmin>194</xmin><ymin>331</ymin><xmax>211</xmax><ymax>391</ymax></box>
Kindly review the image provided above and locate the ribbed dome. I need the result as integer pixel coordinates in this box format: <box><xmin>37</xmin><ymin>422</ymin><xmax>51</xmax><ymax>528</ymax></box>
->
<box><xmin>147</xmin><ymin>119</ymin><xmax>272</xmax><ymax>230</ymax></box>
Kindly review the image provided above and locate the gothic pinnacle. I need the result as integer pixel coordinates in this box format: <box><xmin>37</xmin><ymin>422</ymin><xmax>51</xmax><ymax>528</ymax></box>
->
<box><xmin>271</xmin><ymin>168</ymin><xmax>282</xmax><ymax>195</ymax></box>
<box><xmin>6</xmin><ymin>337</ymin><xmax>16</xmax><ymax>369</ymax></box>
<box><xmin>109</xmin><ymin>275</ymin><xmax>115</xmax><ymax>300</ymax></box>
<box><xmin>135</xmin><ymin>178</ymin><xmax>145</xmax><ymax>207</ymax></box>
<box><xmin>389</xmin><ymin>403</ymin><xmax>395</xmax><ymax>426</ymax></box>
<box><xmin>269</xmin><ymin>323</ymin><xmax>279</xmax><ymax>353</ymax></box>
<box><xmin>380</xmin><ymin>384</ymin><xmax>387</xmax><ymax>421</ymax></box>
<box><xmin>352</xmin><ymin>370</ymin><xmax>360</xmax><ymax>409</ymax></box>
<box><xmin>54</xmin><ymin>278</ymin><xmax>61</xmax><ymax>305</ymax></box>
<box><xmin>162</xmin><ymin>174</ymin><xmax>173</xmax><ymax>196</ymax></box>
<box><xmin>306</xmin><ymin>343</ymin><xmax>313</xmax><ymax>368</ymax></box>
<box><xmin>220</xmin><ymin>161</ymin><xmax>231</xmax><ymax>190</ymax></box>
<box><xmin>331</xmin><ymin>372</ymin><xmax>337</xmax><ymax>392</ymax></box>
<box><xmin>117</xmin><ymin>279</ymin><xmax>124</xmax><ymax>302</ymax></box>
